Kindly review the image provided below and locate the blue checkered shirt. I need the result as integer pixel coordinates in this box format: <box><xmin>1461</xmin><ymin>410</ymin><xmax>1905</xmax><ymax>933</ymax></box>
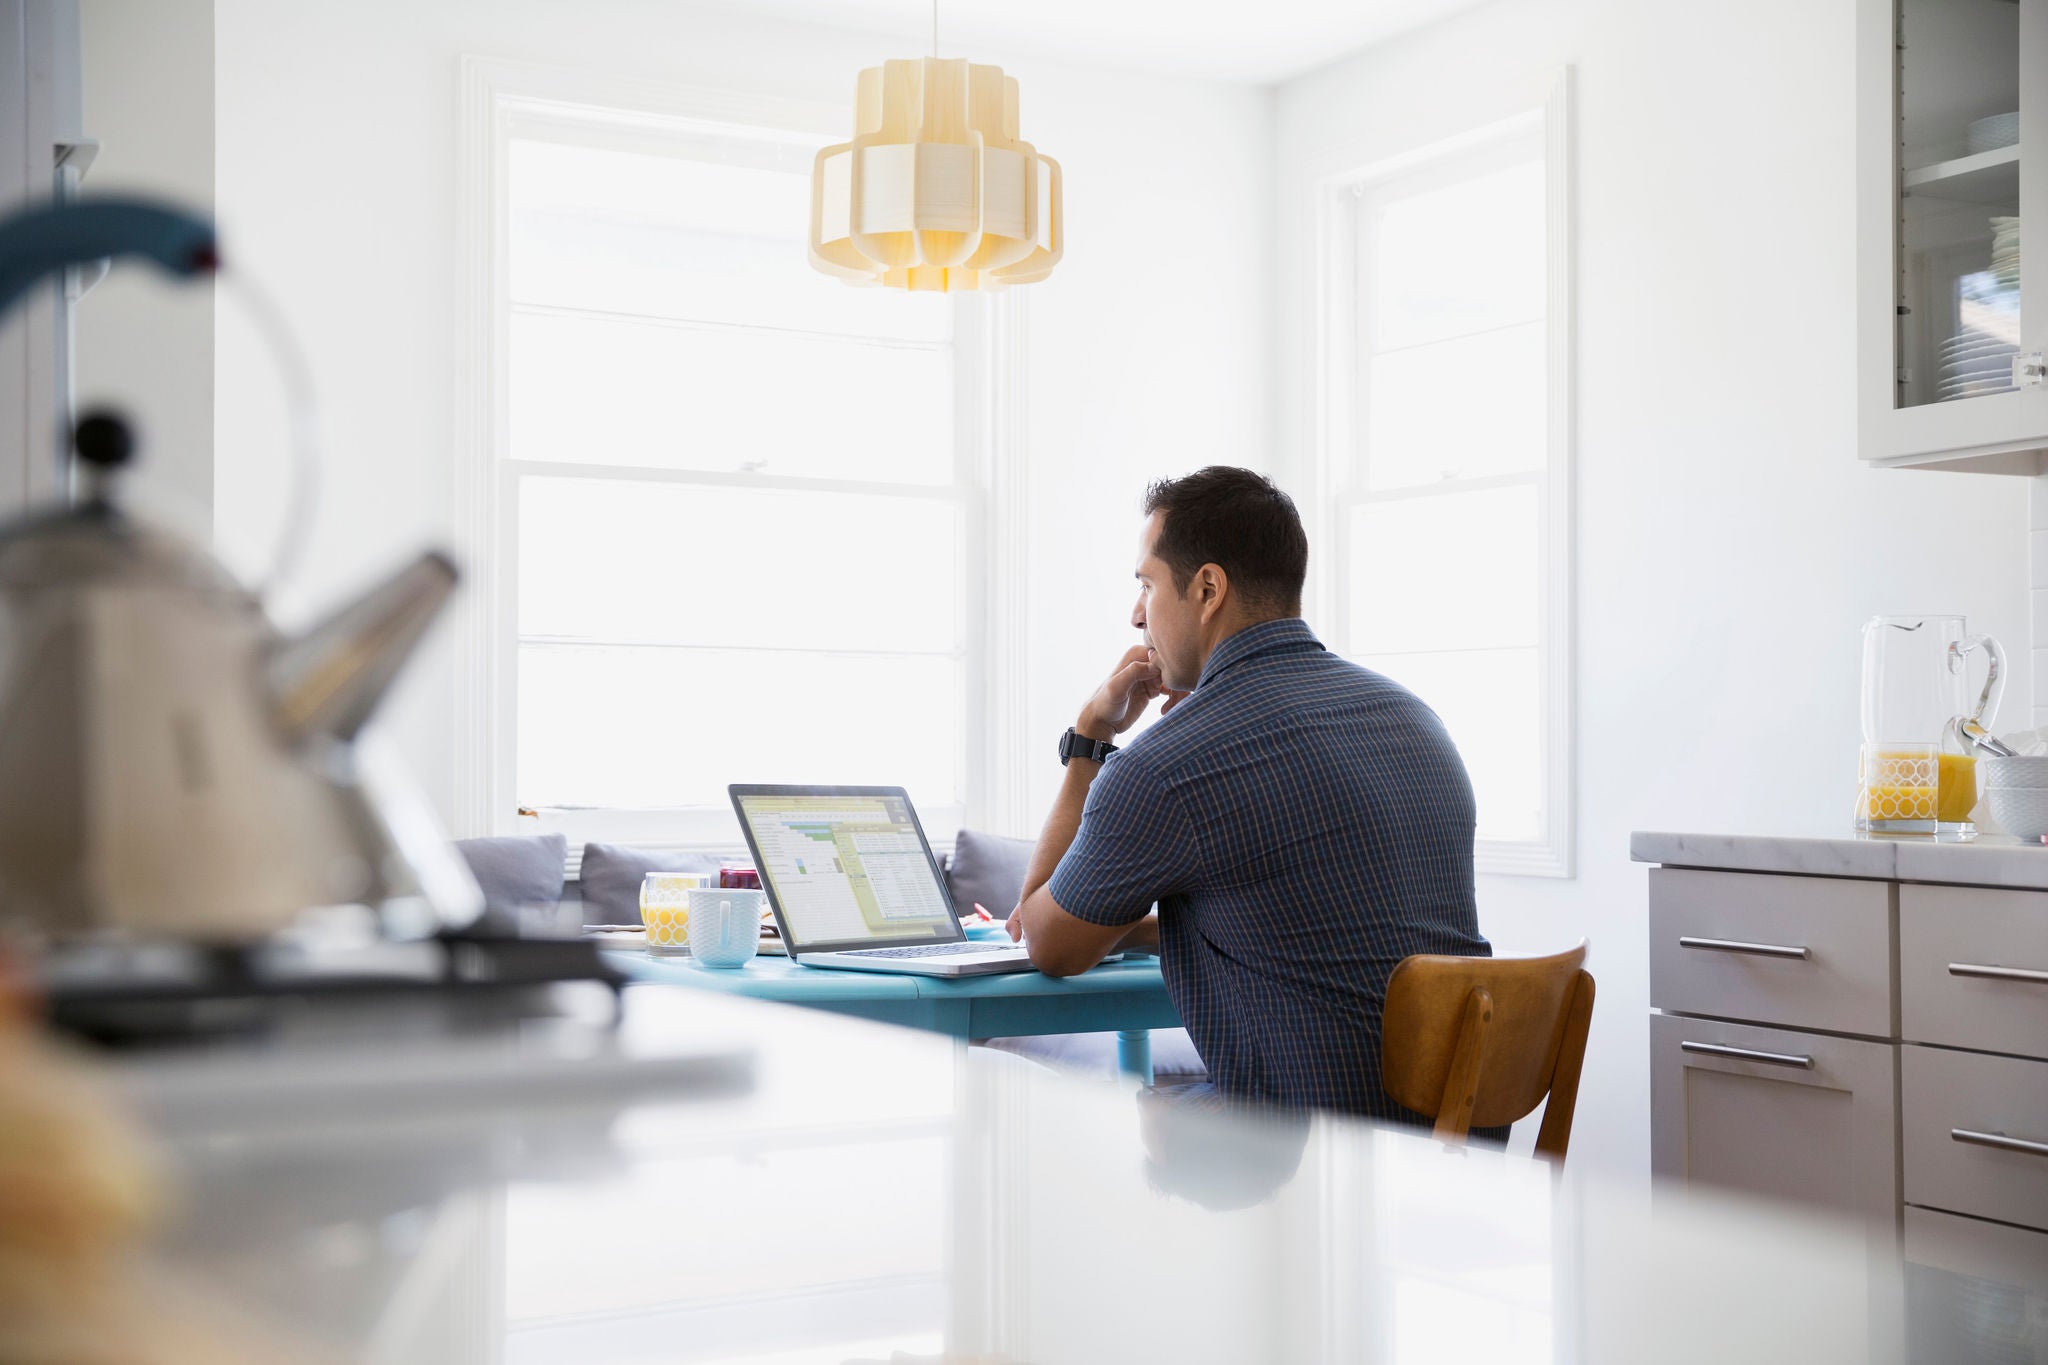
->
<box><xmin>1047</xmin><ymin>617</ymin><xmax>1491</xmax><ymax>1120</ymax></box>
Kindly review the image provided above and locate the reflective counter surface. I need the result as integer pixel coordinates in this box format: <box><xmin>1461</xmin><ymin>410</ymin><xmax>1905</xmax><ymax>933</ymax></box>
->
<box><xmin>87</xmin><ymin>983</ymin><xmax>2034</xmax><ymax>1364</ymax></box>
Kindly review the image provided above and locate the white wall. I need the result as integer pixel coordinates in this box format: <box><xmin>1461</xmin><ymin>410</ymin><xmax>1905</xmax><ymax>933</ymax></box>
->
<box><xmin>1015</xmin><ymin>72</ymin><xmax>1274</xmax><ymax>823</ymax></box>
<box><xmin>1274</xmin><ymin>0</ymin><xmax>2032</xmax><ymax>1179</ymax></box>
<box><xmin>75</xmin><ymin>0</ymin><xmax>213</xmax><ymax>540</ymax></box>
<box><xmin>210</xmin><ymin>1</ymin><xmax>1271</xmax><ymax>833</ymax></box>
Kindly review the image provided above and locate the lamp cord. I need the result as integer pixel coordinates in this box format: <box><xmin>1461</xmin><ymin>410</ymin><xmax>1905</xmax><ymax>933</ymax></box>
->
<box><xmin>932</xmin><ymin>0</ymin><xmax>938</xmax><ymax>56</ymax></box>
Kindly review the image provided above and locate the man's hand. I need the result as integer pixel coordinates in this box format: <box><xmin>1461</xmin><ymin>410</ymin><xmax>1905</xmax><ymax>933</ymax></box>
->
<box><xmin>991</xmin><ymin>902</ymin><xmax>1023</xmax><ymax>943</ymax></box>
<box><xmin>975</xmin><ymin>902</ymin><xmax>1024</xmax><ymax>943</ymax></box>
<box><xmin>1078</xmin><ymin>646</ymin><xmax>1192</xmax><ymax>739</ymax></box>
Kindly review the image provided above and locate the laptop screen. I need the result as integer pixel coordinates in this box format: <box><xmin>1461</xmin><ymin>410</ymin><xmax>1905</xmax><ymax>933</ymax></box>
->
<box><xmin>730</xmin><ymin>787</ymin><xmax>964</xmax><ymax>952</ymax></box>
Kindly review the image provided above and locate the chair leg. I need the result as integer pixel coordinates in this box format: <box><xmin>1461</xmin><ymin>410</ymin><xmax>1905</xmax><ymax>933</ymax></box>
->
<box><xmin>1431</xmin><ymin>986</ymin><xmax>1493</xmax><ymax>1145</ymax></box>
<box><xmin>1533</xmin><ymin>970</ymin><xmax>1595</xmax><ymax>1165</ymax></box>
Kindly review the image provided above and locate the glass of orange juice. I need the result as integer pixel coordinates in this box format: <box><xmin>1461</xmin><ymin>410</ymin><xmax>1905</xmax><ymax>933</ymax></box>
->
<box><xmin>1859</xmin><ymin>744</ymin><xmax>1940</xmax><ymax>832</ymax></box>
<box><xmin>641</xmin><ymin>872</ymin><xmax>715</xmax><ymax>955</ymax></box>
<box><xmin>1935</xmin><ymin>749</ymin><xmax>1979</xmax><ymax>826</ymax></box>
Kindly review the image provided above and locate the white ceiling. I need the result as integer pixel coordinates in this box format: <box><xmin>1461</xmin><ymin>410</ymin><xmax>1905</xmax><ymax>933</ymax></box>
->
<box><xmin>710</xmin><ymin>0</ymin><xmax>1492</xmax><ymax>85</ymax></box>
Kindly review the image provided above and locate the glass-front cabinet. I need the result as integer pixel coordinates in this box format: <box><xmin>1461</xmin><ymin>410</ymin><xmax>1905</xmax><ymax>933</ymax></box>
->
<box><xmin>1860</xmin><ymin>0</ymin><xmax>2048</xmax><ymax>471</ymax></box>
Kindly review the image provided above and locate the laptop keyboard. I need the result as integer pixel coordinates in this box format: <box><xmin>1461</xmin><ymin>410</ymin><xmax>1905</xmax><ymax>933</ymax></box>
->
<box><xmin>842</xmin><ymin>942</ymin><xmax>1018</xmax><ymax>959</ymax></box>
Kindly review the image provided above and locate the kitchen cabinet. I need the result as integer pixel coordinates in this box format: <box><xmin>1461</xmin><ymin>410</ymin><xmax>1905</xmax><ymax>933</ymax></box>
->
<box><xmin>1898</xmin><ymin>883</ymin><xmax>2048</xmax><ymax>1243</ymax></box>
<box><xmin>1646</xmin><ymin>867</ymin><xmax>1901</xmax><ymax>1228</ymax></box>
<box><xmin>1899</xmin><ymin>883</ymin><xmax>2048</xmax><ymax>1057</ymax></box>
<box><xmin>1858</xmin><ymin>0</ymin><xmax>2048</xmax><ymax>471</ymax></box>
<box><xmin>1901</xmin><ymin>1044</ymin><xmax>2048</xmax><ymax>1233</ymax></box>
<box><xmin>1650</xmin><ymin>1012</ymin><xmax>1899</xmax><ymax>1227</ymax></box>
<box><xmin>1902</xmin><ymin>1207</ymin><xmax>2048</xmax><ymax>1365</ymax></box>
<box><xmin>1638</xmin><ymin>833</ymin><xmax>2048</xmax><ymax>1283</ymax></box>
<box><xmin>1647</xmin><ymin>868</ymin><xmax>1895</xmax><ymax>1037</ymax></box>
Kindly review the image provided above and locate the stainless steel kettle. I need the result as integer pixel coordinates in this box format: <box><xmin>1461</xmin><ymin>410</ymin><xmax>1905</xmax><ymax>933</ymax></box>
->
<box><xmin>0</xmin><ymin>197</ymin><xmax>481</xmax><ymax>941</ymax></box>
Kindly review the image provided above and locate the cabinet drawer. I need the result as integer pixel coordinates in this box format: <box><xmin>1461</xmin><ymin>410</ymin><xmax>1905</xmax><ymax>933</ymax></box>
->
<box><xmin>1902</xmin><ymin>1208</ymin><xmax>2048</xmax><ymax>1364</ymax></box>
<box><xmin>1651</xmin><ymin>1013</ymin><xmax>1897</xmax><ymax>1226</ymax></box>
<box><xmin>1649</xmin><ymin>868</ymin><xmax>1895</xmax><ymax>1036</ymax></box>
<box><xmin>1905</xmin><ymin>1206</ymin><xmax>2048</xmax><ymax>1294</ymax></box>
<box><xmin>1901</xmin><ymin>885</ymin><xmax>2048</xmax><ymax>1059</ymax></box>
<box><xmin>1903</xmin><ymin>1045</ymin><xmax>2048</xmax><ymax>1234</ymax></box>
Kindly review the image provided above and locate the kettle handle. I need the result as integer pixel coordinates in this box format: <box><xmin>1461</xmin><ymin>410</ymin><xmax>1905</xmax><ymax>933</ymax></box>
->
<box><xmin>0</xmin><ymin>197</ymin><xmax>216</xmax><ymax>323</ymax></box>
<box><xmin>0</xmin><ymin>197</ymin><xmax>326</xmax><ymax>594</ymax></box>
<box><xmin>1952</xmin><ymin>634</ymin><xmax>2007</xmax><ymax>730</ymax></box>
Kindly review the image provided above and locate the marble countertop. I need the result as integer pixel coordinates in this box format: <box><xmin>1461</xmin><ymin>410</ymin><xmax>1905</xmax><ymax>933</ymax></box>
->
<box><xmin>94</xmin><ymin>984</ymin><xmax>1923</xmax><ymax>1364</ymax></box>
<box><xmin>1631</xmin><ymin>829</ymin><xmax>2048</xmax><ymax>888</ymax></box>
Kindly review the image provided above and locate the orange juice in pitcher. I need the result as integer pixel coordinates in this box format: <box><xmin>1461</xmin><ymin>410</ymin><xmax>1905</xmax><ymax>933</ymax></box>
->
<box><xmin>1858</xmin><ymin>616</ymin><xmax>2002</xmax><ymax>837</ymax></box>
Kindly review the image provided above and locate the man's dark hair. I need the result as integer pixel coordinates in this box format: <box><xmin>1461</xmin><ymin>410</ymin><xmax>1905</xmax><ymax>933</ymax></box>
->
<box><xmin>1141</xmin><ymin>466</ymin><xmax>1308</xmax><ymax>617</ymax></box>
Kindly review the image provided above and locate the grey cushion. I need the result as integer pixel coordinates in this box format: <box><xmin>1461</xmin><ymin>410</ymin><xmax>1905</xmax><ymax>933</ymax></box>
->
<box><xmin>943</xmin><ymin>827</ymin><xmax>1037</xmax><ymax>917</ymax></box>
<box><xmin>984</xmin><ymin>1028</ymin><xmax>1209</xmax><ymax>1083</ymax></box>
<box><xmin>454</xmin><ymin>834</ymin><xmax>567</xmax><ymax>911</ymax></box>
<box><xmin>576</xmin><ymin>843</ymin><xmax>726</xmax><ymax>926</ymax></box>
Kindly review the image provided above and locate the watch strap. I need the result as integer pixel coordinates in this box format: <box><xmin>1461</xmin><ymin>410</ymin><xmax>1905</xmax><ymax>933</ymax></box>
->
<box><xmin>1060</xmin><ymin>728</ymin><xmax>1118</xmax><ymax>766</ymax></box>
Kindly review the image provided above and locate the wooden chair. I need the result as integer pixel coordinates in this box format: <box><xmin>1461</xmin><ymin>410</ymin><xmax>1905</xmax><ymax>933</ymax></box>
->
<box><xmin>1379</xmin><ymin>940</ymin><xmax>1595</xmax><ymax>1166</ymax></box>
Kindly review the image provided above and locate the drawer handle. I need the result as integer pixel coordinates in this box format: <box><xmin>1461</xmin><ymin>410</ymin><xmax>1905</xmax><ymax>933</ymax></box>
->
<box><xmin>1678</xmin><ymin>936</ymin><xmax>1811</xmax><ymax>961</ymax></box>
<box><xmin>1951</xmin><ymin>1128</ymin><xmax>2048</xmax><ymax>1159</ymax></box>
<box><xmin>1680</xmin><ymin>1040</ymin><xmax>1815</xmax><ymax>1069</ymax></box>
<box><xmin>1948</xmin><ymin>962</ymin><xmax>2048</xmax><ymax>986</ymax></box>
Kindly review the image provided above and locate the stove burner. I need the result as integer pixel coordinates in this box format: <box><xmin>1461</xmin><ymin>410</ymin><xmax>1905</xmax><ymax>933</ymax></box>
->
<box><xmin>38</xmin><ymin>931</ymin><xmax>626</xmax><ymax>1046</ymax></box>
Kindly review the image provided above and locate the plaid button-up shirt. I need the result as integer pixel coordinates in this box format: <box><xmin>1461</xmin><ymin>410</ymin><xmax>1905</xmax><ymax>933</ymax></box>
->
<box><xmin>1048</xmin><ymin>617</ymin><xmax>1491</xmax><ymax>1119</ymax></box>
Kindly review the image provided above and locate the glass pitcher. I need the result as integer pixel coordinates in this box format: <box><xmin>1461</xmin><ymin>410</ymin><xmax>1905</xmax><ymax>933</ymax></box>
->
<box><xmin>1858</xmin><ymin>615</ymin><xmax>2005</xmax><ymax>837</ymax></box>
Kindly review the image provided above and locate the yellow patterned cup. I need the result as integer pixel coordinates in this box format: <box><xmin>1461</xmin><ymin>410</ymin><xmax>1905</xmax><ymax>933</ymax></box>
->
<box><xmin>1859</xmin><ymin>745</ymin><xmax>1939</xmax><ymax>830</ymax></box>
<box><xmin>641</xmin><ymin>872</ymin><xmax>714</xmax><ymax>955</ymax></box>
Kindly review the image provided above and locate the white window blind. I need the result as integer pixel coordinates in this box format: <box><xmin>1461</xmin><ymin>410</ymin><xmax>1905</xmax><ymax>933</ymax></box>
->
<box><xmin>500</xmin><ymin>126</ymin><xmax>988</xmax><ymax>847</ymax></box>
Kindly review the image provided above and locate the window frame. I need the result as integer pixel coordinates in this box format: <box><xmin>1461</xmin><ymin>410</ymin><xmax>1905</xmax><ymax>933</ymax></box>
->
<box><xmin>456</xmin><ymin>59</ymin><xmax>1026</xmax><ymax>855</ymax></box>
<box><xmin>1310</xmin><ymin>72</ymin><xmax>1575</xmax><ymax>879</ymax></box>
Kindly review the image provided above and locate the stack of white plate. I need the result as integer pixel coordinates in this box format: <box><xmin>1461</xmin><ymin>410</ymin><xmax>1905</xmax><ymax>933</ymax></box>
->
<box><xmin>1993</xmin><ymin>215</ymin><xmax>2021</xmax><ymax>289</ymax></box>
<box><xmin>1967</xmin><ymin>112</ymin><xmax>2020</xmax><ymax>155</ymax></box>
<box><xmin>1939</xmin><ymin>327</ymin><xmax>2018</xmax><ymax>401</ymax></box>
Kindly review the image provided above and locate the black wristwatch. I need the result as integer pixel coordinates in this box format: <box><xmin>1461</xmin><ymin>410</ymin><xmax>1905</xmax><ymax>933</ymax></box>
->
<box><xmin>1059</xmin><ymin>727</ymin><xmax>1119</xmax><ymax>766</ymax></box>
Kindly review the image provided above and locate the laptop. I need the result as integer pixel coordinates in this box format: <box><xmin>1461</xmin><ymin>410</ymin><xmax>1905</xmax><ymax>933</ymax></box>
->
<box><xmin>728</xmin><ymin>784</ymin><xmax>1038</xmax><ymax>977</ymax></box>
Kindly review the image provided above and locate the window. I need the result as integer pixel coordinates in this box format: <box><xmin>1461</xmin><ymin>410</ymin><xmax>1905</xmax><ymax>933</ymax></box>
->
<box><xmin>1317</xmin><ymin>84</ymin><xmax>1573</xmax><ymax>877</ymax></box>
<box><xmin>467</xmin><ymin>77</ymin><xmax>1007</xmax><ymax>850</ymax></box>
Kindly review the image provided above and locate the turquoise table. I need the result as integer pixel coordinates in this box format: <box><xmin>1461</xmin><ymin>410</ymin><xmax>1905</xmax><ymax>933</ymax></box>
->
<box><xmin>605</xmin><ymin>940</ymin><xmax>1180</xmax><ymax>1083</ymax></box>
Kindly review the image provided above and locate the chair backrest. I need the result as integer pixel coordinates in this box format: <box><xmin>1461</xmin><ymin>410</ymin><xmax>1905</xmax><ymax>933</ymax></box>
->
<box><xmin>1379</xmin><ymin>940</ymin><xmax>1595</xmax><ymax>1165</ymax></box>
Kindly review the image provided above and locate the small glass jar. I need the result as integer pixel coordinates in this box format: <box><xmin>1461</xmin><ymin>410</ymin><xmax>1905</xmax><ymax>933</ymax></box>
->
<box><xmin>640</xmin><ymin>872</ymin><xmax>712</xmax><ymax>955</ymax></box>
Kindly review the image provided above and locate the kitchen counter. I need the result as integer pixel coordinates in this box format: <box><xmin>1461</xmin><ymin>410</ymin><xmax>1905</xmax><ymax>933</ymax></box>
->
<box><xmin>73</xmin><ymin>982</ymin><xmax>2031</xmax><ymax>1363</ymax></box>
<box><xmin>1631</xmin><ymin>829</ymin><xmax>2048</xmax><ymax>888</ymax></box>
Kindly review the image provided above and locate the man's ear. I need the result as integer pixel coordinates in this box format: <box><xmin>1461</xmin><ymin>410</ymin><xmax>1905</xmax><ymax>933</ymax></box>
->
<box><xmin>1197</xmin><ymin>564</ymin><xmax>1229</xmax><ymax>623</ymax></box>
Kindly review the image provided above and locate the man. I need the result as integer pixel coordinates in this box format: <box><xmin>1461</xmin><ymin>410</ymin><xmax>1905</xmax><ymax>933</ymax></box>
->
<box><xmin>1005</xmin><ymin>466</ymin><xmax>1491</xmax><ymax>1121</ymax></box>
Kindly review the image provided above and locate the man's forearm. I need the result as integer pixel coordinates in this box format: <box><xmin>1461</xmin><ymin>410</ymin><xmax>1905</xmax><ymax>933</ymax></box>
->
<box><xmin>1008</xmin><ymin>643</ymin><xmax>1179</xmax><ymax>953</ymax></box>
<box><xmin>1018</xmin><ymin>751</ymin><xmax>1102</xmax><ymax>905</ymax></box>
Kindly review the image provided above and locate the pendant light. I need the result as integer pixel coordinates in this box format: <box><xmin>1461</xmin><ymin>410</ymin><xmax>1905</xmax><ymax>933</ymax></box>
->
<box><xmin>808</xmin><ymin>1</ymin><xmax>1063</xmax><ymax>292</ymax></box>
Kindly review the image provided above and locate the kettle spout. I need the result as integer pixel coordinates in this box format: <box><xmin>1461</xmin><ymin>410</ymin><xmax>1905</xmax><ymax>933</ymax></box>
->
<box><xmin>269</xmin><ymin>551</ymin><xmax>458</xmax><ymax>745</ymax></box>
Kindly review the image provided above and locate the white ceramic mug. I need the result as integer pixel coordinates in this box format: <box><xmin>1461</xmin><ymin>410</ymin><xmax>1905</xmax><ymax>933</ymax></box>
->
<box><xmin>688</xmin><ymin>887</ymin><xmax>763</xmax><ymax>968</ymax></box>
